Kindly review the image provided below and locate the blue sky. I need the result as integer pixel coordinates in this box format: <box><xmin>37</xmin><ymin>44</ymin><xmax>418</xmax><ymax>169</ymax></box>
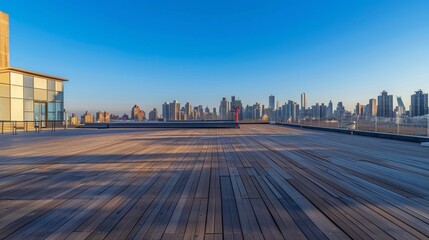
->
<box><xmin>1</xmin><ymin>0</ymin><xmax>428</xmax><ymax>115</ymax></box>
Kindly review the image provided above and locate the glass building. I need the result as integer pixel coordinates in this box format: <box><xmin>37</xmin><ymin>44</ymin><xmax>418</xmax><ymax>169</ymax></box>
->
<box><xmin>0</xmin><ymin>68</ymin><xmax>67</xmax><ymax>122</ymax></box>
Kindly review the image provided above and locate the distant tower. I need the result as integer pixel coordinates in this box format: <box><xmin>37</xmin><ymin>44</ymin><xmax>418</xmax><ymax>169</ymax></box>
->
<box><xmin>369</xmin><ymin>98</ymin><xmax>377</xmax><ymax>116</ymax></box>
<box><xmin>377</xmin><ymin>91</ymin><xmax>394</xmax><ymax>118</ymax></box>
<box><xmin>301</xmin><ymin>93</ymin><xmax>307</xmax><ymax>110</ymax></box>
<box><xmin>0</xmin><ymin>11</ymin><xmax>10</xmax><ymax>68</ymax></box>
<box><xmin>269</xmin><ymin>95</ymin><xmax>275</xmax><ymax>109</ymax></box>
<box><xmin>411</xmin><ymin>90</ymin><xmax>428</xmax><ymax>117</ymax></box>
<box><xmin>219</xmin><ymin>97</ymin><xmax>229</xmax><ymax>120</ymax></box>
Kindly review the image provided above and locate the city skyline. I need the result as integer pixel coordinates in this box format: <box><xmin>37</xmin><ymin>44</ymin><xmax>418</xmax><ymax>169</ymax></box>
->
<box><xmin>0</xmin><ymin>1</ymin><xmax>428</xmax><ymax>114</ymax></box>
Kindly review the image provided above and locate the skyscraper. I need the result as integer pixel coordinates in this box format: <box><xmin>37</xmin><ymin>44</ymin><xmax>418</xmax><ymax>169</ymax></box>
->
<box><xmin>368</xmin><ymin>98</ymin><xmax>377</xmax><ymax>116</ymax></box>
<box><xmin>131</xmin><ymin>105</ymin><xmax>141</xmax><ymax>120</ymax></box>
<box><xmin>377</xmin><ymin>91</ymin><xmax>394</xmax><ymax>118</ymax></box>
<box><xmin>355</xmin><ymin>103</ymin><xmax>364</xmax><ymax>115</ymax></box>
<box><xmin>301</xmin><ymin>93</ymin><xmax>307</xmax><ymax>110</ymax></box>
<box><xmin>162</xmin><ymin>102</ymin><xmax>170</xmax><ymax>121</ymax></box>
<box><xmin>219</xmin><ymin>97</ymin><xmax>229</xmax><ymax>120</ymax></box>
<box><xmin>0</xmin><ymin>11</ymin><xmax>9</xmax><ymax>68</ymax></box>
<box><xmin>149</xmin><ymin>108</ymin><xmax>158</xmax><ymax>121</ymax></box>
<box><xmin>184</xmin><ymin>102</ymin><xmax>192</xmax><ymax>120</ymax></box>
<box><xmin>169</xmin><ymin>100</ymin><xmax>180</xmax><ymax>120</ymax></box>
<box><xmin>269</xmin><ymin>95</ymin><xmax>275</xmax><ymax>109</ymax></box>
<box><xmin>327</xmin><ymin>100</ymin><xmax>333</xmax><ymax>118</ymax></box>
<box><xmin>411</xmin><ymin>90</ymin><xmax>428</xmax><ymax>117</ymax></box>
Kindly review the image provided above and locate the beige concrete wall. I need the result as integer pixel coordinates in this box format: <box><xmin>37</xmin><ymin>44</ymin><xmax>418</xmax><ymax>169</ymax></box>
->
<box><xmin>0</xmin><ymin>11</ymin><xmax>10</xmax><ymax>68</ymax></box>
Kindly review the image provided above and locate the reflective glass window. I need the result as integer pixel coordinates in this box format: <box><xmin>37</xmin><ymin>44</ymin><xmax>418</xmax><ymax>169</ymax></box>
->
<box><xmin>34</xmin><ymin>89</ymin><xmax>47</xmax><ymax>101</ymax></box>
<box><xmin>0</xmin><ymin>73</ymin><xmax>9</xmax><ymax>84</ymax></box>
<box><xmin>10</xmin><ymin>73</ymin><xmax>23</xmax><ymax>86</ymax></box>
<box><xmin>0</xmin><ymin>84</ymin><xmax>9</xmax><ymax>97</ymax></box>
<box><xmin>48</xmin><ymin>112</ymin><xmax>56</xmax><ymax>120</ymax></box>
<box><xmin>0</xmin><ymin>97</ymin><xmax>11</xmax><ymax>120</ymax></box>
<box><xmin>48</xmin><ymin>102</ymin><xmax>56</xmax><ymax>112</ymax></box>
<box><xmin>34</xmin><ymin>77</ymin><xmax>47</xmax><ymax>89</ymax></box>
<box><xmin>23</xmin><ymin>75</ymin><xmax>34</xmax><ymax>88</ymax></box>
<box><xmin>11</xmin><ymin>85</ymin><xmax>23</xmax><ymax>99</ymax></box>
<box><xmin>56</xmin><ymin>102</ymin><xmax>63</xmax><ymax>112</ymax></box>
<box><xmin>55</xmin><ymin>92</ymin><xmax>63</xmax><ymax>102</ymax></box>
<box><xmin>11</xmin><ymin>98</ymin><xmax>24</xmax><ymax>121</ymax></box>
<box><xmin>24</xmin><ymin>87</ymin><xmax>34</xmax><ymax>99</ymax></box>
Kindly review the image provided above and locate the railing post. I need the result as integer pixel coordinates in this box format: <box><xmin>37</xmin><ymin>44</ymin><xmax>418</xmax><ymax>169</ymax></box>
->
<box><xmin>1</xmin><ymin>121</ymin><xmax>3</xmax><ymax>134</ymax></box>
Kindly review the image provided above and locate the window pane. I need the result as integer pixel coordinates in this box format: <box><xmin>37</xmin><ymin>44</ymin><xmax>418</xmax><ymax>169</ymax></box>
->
<box><xmin>11</xmin><ymin>85</ymin><xmax>23</xmax><ymax>98</ymax></box>
<box><xmin>24</xmin><ymin>75</ymin><xmax>34</xmax><ymax>88</ymax></box>
<box><xmin>34</xmin><ymin>89</ymin><xmax>47</xmax><ymax>101</ymax></box>
<box><xmin>34</xmin><ymin>77</ymin><xmax>47</xmax><ymax>89</ymax></box>
<box><xmin>48</xmin><ymin>91</ymin><xmax>55</xmax><ymax>101</ymax></box>
<box><xmin>56</xmin><ymin>102</ymin><xmax>63</xmax><ymax>112</ymax></box>
<box><xmin>55</xmin><ymin>81</ymin><xmax>63</xmax><ymax>92</ymax></box>
<box><xmin>24</xmin><ymin>100</ymin><xmax>33</xmax><ymax>111</ymax></box>
<box><xmin>55</xmin><ymin>91</ymin><xmax>63</xmax><ymax>102</ymax></box>
<box><xmin>48</xmin><ymin>112</ymin><xmax>56</xmax><ymax>120</ymax></box>
<box><xmin>11</xmin><ymin>98</ymin><xmax>24</xmax><ymax>121</ymax></box>
<box><xmin>0</xmin><ymin>97</ymin><xmax>11</xmax><ymax>120</ymax></box>
<box><xmin>48</xmin><ymin>80</ymin><xmax>55</xmax><ymax>90</ymax></box>
<box><xmin>0</xmin><ymin>84</ymin><xmax>9</xmax><ymax>97</ymax></box>
<box><xmin>0</xmin><ymin>73</ymin><xmax>9</xmax><ymax>84</ymax></box>
<box><xmin>48</xmin><ymin>102</ymin><xmax>56</xmax><ymax>112</ymax></box>
<box><xmin>24</xmin><ymin>111</ymin><xmax>34</xmax><ymax>121</ymax></box>
<box><xmin>24</xmin><ymin>87</ymin><xmax>34</xmax><ymax>99</ymax></box>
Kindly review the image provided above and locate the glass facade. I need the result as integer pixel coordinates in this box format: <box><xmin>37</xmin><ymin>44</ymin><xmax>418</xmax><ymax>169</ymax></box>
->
<box><xmin>0</xmin><ymin>71</ymin><xmax>65</xmax><ymax>121</ymax></box>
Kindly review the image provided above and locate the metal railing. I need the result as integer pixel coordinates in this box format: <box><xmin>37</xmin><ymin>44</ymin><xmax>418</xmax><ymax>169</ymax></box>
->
<box><xmin>277</xmin><ymin>115</ymin><xmax>429</xmax><ymax>137</ymax></box>
<box><xmin>0</xmin><ymin>120</ymin><xmax>72</xmax><ymax>135</ymax></box>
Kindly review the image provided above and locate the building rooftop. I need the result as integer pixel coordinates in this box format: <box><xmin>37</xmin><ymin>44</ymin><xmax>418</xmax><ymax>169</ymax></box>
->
<box><xmin>0</xmin><ymin>124</ymin><xmax>428</xmax><ymax>239</ymax></box>
<box><xmin>0</xmin><ymin>66</ymin><xmax>68</xmax><ymax>81</ymax></box>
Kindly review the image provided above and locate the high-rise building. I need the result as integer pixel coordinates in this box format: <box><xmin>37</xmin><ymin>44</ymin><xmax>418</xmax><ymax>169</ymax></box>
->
<box><xmin>355</xmin><ymin>103</ymin><xmax>364</xmax><ymax>115</ymax></box>
<box><xmin>281</xmin><ymin>100</ymin><xmax>299</xmax><ymax>122</ymax></box>
<box><xmin>368</xmin><ymin>98</ymin><xmax>377</xmax><ymax>117</ymax></box>
<box><xmin>276</xmin><ymin>100</ymin><xmax>281</xmax><ymax>110</ymax></box>
<box><xmin>149</xmin><ymin>108</ymin><xmax>158</xmax><ymax>121</ymax></box>
<box><xmin>396</xmin><ymin>96</ymin><xmax>406</xmax><ymax>116</ymax></box>
<box><xmin>377</xmin><ymin>91</ymin><xmax>394</xmax><ymax>118</ymax></box>
<box><xmin>184</xmin><ymin>102</ymin><xmax>192</xmax><ymax>120</ymax></box>
<box><xmin>96</xmin><ymin>111</ymin><xmax>110</xmax><ymax>123</ymax></box>
<box><xmin>131</xmin><ymin>105</ymin><xmax>140</xmax><ymax>120</ymax></box>
<box><xmin>70</xmin><ymin>113</ymin><xmax>80</xmax><ymax>126</ymax></box>
<box><xmin>301</xmin><ymin>93</ymin><xmax>307</xmax><ymax>110</ymax></box>
<box><xmin>411</xmin><ymin>90</ymin><xmax>428</xmax><ymax>117</ymax></box>
<box><xmin>169</xmin><ymin>100</ymin><xmax>180</xmax><ymax>120</ymax></box>
<box><xmin>212</xmin><ymin>107</ymin><xmax>217</xmax><ymax>120</ymax></box>
<box><xmin>82</xmin><ymin>111</ymin><xmax>93</xmax><ymax>124</ymax></box>
<box><xmin>219</xmin><ymin>97</ymin><xmax>229</xmax><ymax>120</ymax></box>
<box><xmin>320</xmin><ymin>103</ymin><xmax>327</xmax><ymax>119</ymax></box>
<box><xmin>0</xmin><ymin>12</ymin><xmax>9</xmax><ymax>68</ymax></box>
<box><xmin>326</xmin><ymin>100</ymin><xmax>333</xmax><ymax>118</ymax></box>
<box><xmin>269</xmin><ymin>95</ymin><xmax>275</xmax><ymax>109</ymax></box>
<box><xmin>162</xmin><ymin>102</ymin><xmax>170</xmax><ymax>121</ymax></box>
<box><xmin>335</xmin><ymin>102</ymin><xmax>346</xmax><ymax>119</ymax></box>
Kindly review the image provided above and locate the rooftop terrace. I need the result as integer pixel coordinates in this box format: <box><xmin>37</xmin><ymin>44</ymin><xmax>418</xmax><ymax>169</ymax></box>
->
<box><xmin>0</xmin><ymin>125</ymin><xmax>429</xmax><ymax>239</ymax></box>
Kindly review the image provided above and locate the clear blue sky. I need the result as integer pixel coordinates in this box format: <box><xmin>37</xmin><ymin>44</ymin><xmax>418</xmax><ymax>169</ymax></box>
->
<box><xmin>1</xmin><ymin>0</ymin><xmax>428</xmax><ymax>115</ymax></box>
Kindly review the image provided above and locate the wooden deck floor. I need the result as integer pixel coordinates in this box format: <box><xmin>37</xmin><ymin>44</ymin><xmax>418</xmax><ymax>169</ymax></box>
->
<box><xmin>1</xmin><ymin>125</ymin><xmax>429</xmax><ymax>240</ymax></box>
